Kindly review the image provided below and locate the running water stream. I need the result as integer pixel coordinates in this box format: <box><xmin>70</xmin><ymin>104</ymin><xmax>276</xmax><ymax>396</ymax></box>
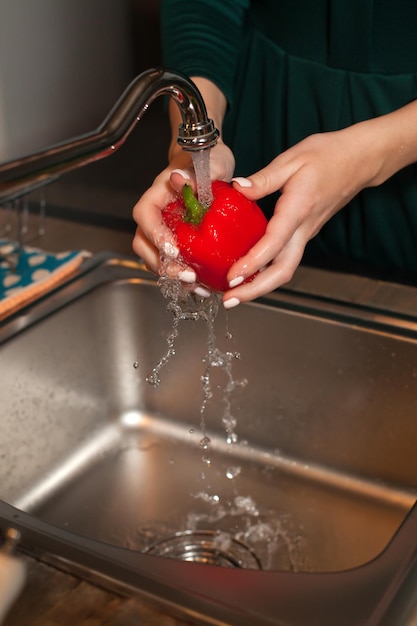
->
<box><xmin>192</xmin><ymin>150</ymin><xmax>213</xmax><ymax>207</ymax></box>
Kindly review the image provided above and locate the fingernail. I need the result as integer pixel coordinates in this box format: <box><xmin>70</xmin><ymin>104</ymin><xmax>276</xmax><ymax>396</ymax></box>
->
<box><xmin>223</xmin><ymin>297</ymin><xmax>240</xmax><ymax>310</ymax></box>
<box><xmin>172</xmin><ymin>168</ymin><xmax>191</xmax><ymax>180</ymax></box>
<box><xmin>194</xmin><ymin>286</ymin><xmax>211</xmax><ymax>298</ymax></box>
<box><xmin>232</xmin><ymin>177</ymin><xmax>252</xmax><ymax>188</ymax></box>
<box><xmin>161</xmin><ymin>241</ymin><xmax>179</xmax><ymax>259</ymax></box>
<box><xmin>179</xmin><ymin>269</ymin><xmax>197</xmax><ymax>283</ymax></box>
<box><xmin>229</xmin><ymin>275</ymin><xmax>244</xmax><ymax>288</ymax></box>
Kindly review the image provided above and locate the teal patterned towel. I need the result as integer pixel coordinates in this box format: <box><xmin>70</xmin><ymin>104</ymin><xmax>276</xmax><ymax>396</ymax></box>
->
<box><xmin>0</xmin><ymin>239</ymin><xmax>88</xmax><ymax>320</ymax></box>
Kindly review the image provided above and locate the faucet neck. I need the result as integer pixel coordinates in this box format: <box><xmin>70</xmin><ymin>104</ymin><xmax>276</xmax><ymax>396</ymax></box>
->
<box><xmin>104</xmin><ymin>67</ymin><xmax>219</xmax><ymax>150</ymax></box>
<box><xmin>0</xmin><ymin>67</ymin><xmax>219</xmax><ymax>203</ymax></box>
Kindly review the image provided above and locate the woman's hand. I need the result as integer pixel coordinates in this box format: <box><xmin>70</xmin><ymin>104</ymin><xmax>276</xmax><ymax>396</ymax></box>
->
<box><xmin>132</xmin><ymin>138</ymin><xmax>235</xmax><ymax>286</ymax></box>
<box><xmin>222</xmin><ymin>99</ymin><xmax>417</xmax><ymax>308</ymax></box>
<box><xmin>221</xmin><ymin>110</ymin><xmax>417</xmax><ymax>308</ymax></box>
<box><xmin>133</xmin><ymin>81</ymin><xmax>417</xmax><ymax>308</ymax></box>
<box><xmin>132</xmin><ymin>76</ymin><xmax>233</xmax><ymax>291</ymax></box>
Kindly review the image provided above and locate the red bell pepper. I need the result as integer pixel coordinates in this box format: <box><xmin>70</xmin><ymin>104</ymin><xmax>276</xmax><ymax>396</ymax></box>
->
<box><xmin>162</xmin><ymin>180</ymin><xmax>268</xmax><ymax>292</ymax></box>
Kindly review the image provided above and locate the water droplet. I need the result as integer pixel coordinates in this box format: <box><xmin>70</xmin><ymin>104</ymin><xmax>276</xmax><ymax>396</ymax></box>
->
<box><xmin>200</xmin><ymin>436</ymin><xmax>211</xmax><ymax>450</ymax></box>
<box><xmin>234</xmin><ymin>495</ymin><xmax>259</xmax><ymax>516</ymax></box>
<box><xmin>226</xmin><ymin>466</ymin><xmax>241</xmax><ymax>480</ymax></box>
<box><xmin>222</xmin><ymin>415</ymin><xmax>237</xmax><ymax>432</ymax></box>
<box><xmin>133</xmin><ymin>361</ymin><xmax>139</xmax><ymax>369</ymax></box>
<box><xmin>146</xmin><ymin>371</ymin><xmax>161</xmax><ymax>388</ymax></box>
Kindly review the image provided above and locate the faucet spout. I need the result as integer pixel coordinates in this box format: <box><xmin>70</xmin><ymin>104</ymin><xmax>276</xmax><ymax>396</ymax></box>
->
<box><xmin>0</xmin><ymin>67</ymin><xmax>219</xmax><ymax>204</ymax></box>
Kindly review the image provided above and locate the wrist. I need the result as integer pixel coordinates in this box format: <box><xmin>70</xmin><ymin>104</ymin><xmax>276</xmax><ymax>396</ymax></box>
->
<box><xmin>354</xmin><ymin>101</ymin><xmax>417</xmax><ymax>188</ymax></box>
<box><xmin>190</xmin><ymin>76</ymin><xmax>227</xmax><ymax>132</ymax></box>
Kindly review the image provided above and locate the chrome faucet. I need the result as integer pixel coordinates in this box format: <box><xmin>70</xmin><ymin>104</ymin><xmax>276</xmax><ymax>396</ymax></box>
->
<box><xmin>0</xmin><ymin>68</ymin><xmax>219</xmax><ymax>204</ymax></box>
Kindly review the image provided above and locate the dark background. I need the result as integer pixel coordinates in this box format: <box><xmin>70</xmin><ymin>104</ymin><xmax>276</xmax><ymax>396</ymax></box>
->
<box><xmin>42</xmin><ymin>0</ymin><xmax>170</xmax><ymax>233</ymax></box>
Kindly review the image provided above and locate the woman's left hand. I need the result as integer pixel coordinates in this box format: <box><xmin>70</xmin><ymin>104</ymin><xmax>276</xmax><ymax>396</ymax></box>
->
<box><xmin>222</xmin><ymin>123</ymin><xmax>385</xmax><ymax>308</ymax></box>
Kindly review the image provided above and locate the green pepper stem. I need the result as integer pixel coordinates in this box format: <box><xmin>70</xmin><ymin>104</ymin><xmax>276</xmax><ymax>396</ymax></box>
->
<box><xmin>182</xmin><ymin>184</ymin><xmax>208</xmax><ymax>225</ymax></box>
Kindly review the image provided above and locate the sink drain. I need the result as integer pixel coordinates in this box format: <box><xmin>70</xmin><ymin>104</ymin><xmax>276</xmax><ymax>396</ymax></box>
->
<box><xmin>144</xmin><ymin>530</ymin><xmax>262</xmax><ymax>569</ymax></box>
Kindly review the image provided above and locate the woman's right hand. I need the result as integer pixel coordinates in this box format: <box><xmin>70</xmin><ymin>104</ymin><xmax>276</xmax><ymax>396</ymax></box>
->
<box><xmin>132</xmin><ymin>138</ymin><xmax>235</xmax><ymax>283</ymax></box>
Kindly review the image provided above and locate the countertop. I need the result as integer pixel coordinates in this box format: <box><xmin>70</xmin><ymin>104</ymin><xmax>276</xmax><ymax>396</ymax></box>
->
<box><xmin>5</xmin><ymin>555</ymin><xmax>190</xmax><ymax>626</ymax></box>
<box><xmin>2</xmin><ymin>208</ymin><xmax>417</xmax><ymax>625</ymax></box>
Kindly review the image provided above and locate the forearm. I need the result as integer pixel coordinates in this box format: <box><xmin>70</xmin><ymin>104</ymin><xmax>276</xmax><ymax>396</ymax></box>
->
<box><xmin>345</xmin><ymin>99</ymin><xmax>417</xmax><ymax>189</ymax></box>
<box><xmin>161</xmin><ymin>0</ymin><xmax>249</xmax><ymax>106</ymax></box>
<box><xmin>161</xmin><ymin>0</ymin><xmax>249</xmax><ymax>165</ymax></box>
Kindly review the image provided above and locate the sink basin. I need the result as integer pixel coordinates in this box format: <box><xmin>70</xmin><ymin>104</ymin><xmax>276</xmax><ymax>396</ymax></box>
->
<box><xmin>2</xmin><ymin>254</ymin><xmax>417</xmax><ymax>625</ymax></box>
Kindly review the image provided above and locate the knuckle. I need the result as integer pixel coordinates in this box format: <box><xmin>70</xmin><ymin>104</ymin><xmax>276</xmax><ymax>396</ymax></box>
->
<box><xmin>253</xmin><ymin>169</ymin><xmax>273</xmax><ymax>190</ymax></box>
<box><xmin>278</xmin><ymin>266</ymin><xmax>296</xmax><ymax>286</ymax></box>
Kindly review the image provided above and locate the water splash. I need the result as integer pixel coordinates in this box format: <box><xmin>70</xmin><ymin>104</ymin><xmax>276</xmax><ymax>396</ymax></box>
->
<box><xmin>186</xmin><ymin>494</ymin><xmax>301</xmax><ymax>571</ymax></box>
<box><xmin>199</xmin><ymin>308</ymin><xmax>247</xmax><ymax>449</ymax></box>
<box><xmin>133</xmin><ymin>273</ymin><xmax>304</xmax><ymax>571</ymax></box>
<box><xmin>144</xmin><ymin>274</ymin><xmax>246</xmax><ymax>451</ymax></box>
<box><xmin>144</xmin><ymin>275</ymin><xmax>220</xmax><ymax>388</ymax></box>
<box><xmin>226</xmin><ymin>465</ymin><xmax>241</xmax><ymax>480</ymax></box>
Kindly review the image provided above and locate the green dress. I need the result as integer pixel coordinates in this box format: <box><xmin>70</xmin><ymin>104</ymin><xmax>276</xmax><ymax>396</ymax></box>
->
<box><xmin>161</xmin><ymin>0</ymin><xmax>417</xmax><ymax>281</ymax></box>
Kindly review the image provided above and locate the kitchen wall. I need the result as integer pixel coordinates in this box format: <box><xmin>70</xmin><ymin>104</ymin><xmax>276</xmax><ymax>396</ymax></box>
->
<box><xmin>0</xmin><ymin>0</ymin><xmax>134</xmax><ymax>161</ymax></box>
<box><xmin>0</xmin><ymin>0</ymin><xmax>167</xmax><ymax>229</ymax></box>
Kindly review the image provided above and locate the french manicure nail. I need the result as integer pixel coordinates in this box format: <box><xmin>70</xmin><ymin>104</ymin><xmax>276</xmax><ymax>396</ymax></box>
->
<box><xmin>231</xmin><ymin>177</ymin><xmax>252</xmax><ymax>188</ymax></box>
<box><xmin>223</xmin><ymin>297</ymin><xmax>240</xmax><ymax>310</ymax></box>
<box><xmin>194</xmin><ymin>286</ymin><xmax>211</xmax><ymax>298</ymax></box>
<box><xmin>172</xmin><ymin>168</ymin><xmax>191</xmax><ymax>180</ymax></box>
<box><xmin>229</xmin><ymin>275</ymin><xmax>244</xmax><ymax>288</ymax></box>
<box><xmin>179</xmin><ymin>269</ymin><xmax>197</xmax><ymax>283</ymax></box>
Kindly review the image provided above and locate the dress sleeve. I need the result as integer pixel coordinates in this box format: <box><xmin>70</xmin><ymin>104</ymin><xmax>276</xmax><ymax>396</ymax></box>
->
<box><xmin>160</xmin><ymin>0</ymin><xmax>250</xmax><ymax>106</ymax></box>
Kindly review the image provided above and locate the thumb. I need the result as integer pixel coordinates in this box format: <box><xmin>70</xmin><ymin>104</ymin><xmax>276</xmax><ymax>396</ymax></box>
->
<box><xmin>170</xmin><ymin>168</ymin><xmax>195</xmax><ymax>192</ymax></box>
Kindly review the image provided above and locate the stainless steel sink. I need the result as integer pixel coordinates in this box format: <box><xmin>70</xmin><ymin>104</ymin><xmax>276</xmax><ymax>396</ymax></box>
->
<box><xmin>2</xmin><ymin>254</ymin><xmax>417</xmax><ymax>625</ymax></box>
